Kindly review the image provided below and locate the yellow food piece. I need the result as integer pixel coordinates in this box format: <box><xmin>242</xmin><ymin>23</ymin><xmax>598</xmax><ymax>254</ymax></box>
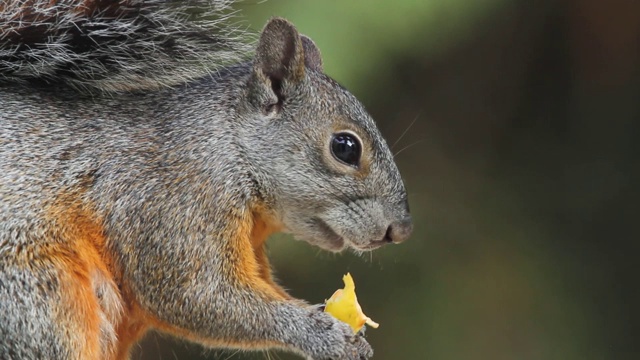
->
<box><xmin>324</xmin><ymin>273</ymin><xmax>379</xmax><ymax>333</ymax></box>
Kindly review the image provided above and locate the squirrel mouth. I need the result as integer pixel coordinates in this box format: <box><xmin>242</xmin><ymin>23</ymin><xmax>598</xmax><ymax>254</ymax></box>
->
<box><xmin>313</xmin><ymin>218</ymin><xmax>345</xmax><ymax>251</ymax></box>
<box><xmin>353</xmin><ymin>239</ymin><xmax>389</xmax><ymax>251</ymax></box>
<box><xmin>312</xmin><ymin>218</ymin><xmax>389</xmax><ymax>252</ymax></box>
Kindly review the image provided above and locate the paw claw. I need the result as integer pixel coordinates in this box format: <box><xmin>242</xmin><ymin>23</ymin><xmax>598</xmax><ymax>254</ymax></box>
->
<box><xmin>301</xmin><ymin>306</ymin><xmax>374</xmax><ymax>360</ymax></box>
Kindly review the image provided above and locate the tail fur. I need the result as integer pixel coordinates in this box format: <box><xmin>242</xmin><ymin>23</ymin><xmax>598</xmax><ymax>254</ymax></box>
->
<box><xmin>0</xmin><ymin>0</ymin><xmax>249</xmax><ymax>92</ymax></box>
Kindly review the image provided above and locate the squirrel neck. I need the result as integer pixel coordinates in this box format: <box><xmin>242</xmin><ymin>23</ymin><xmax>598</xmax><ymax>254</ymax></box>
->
<box><xmin>156</xmin><ymin>63</ymin><xmax>281</xmax><ymax>224</ymax></box>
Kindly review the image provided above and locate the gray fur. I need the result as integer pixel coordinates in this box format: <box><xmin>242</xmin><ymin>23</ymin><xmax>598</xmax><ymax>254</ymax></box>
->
<box><xmin>0</xmin><ymin>1</ymin><xmax>411</xmax><ymax>359</ymax></box>
<box><xmin>0</xmin><ymin>0</ymin><xmax>249</xmax><ymax>93</ymax></box>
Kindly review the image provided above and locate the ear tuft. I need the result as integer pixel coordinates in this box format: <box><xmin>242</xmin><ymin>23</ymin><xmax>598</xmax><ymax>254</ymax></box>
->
<box><xmin>254</xmin><ymin>17</ymin><xmax>305</xmax><ymax>83</ymax></box>
<box><xmin>301</xmin><ymin>35</ymin><xmax>323</xmax><ymax>72</ymax></box>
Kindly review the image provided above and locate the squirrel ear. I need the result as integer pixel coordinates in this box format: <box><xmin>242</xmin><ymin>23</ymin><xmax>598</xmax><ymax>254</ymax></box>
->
<box><xmin>254</xmin><ymin>18</ymin><xmax>306</xmax><ymax>84</ymax></box>
<box><xmin>301</xmin><ymin>35</ymin><xmax>323</xmax><ymax>72</ymax></box>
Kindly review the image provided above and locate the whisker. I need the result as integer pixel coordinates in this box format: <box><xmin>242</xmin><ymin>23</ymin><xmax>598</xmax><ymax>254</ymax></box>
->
<box><xmin>391</xmin><ymin>112</ymin><xmax>420</xmax><ymax>150</ymax></box>
<box><xmin>393</xmin><ymin>139</ymin><xmax>424</xmax><ymax>158</ymax></box>
<box><xmin>222</xmin><ymin>349</ymin><xmax>241</xmax><ymax>360</ymax></box>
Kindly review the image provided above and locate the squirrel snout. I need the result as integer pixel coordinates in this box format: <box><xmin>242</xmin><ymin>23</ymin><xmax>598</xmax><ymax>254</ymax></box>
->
<box><xmin>383</xmin><ymin>215</ymin><xmax>413</xmax><ymax>244</ymax></box>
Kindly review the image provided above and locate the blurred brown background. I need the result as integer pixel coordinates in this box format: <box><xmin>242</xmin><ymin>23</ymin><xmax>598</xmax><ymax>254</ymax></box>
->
<box><xmin>135</xmin><ymin>0</ymin><xmax>640</xmax><ymax>359</ymax></box>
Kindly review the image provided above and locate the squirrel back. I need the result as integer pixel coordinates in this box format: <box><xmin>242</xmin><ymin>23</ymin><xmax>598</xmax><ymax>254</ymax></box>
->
<box><xmin>0</xmin><ymin>0</ymin><xmax>248</xmax><ymax>92</ymax></box>
<box><xmin>0</xmin><ymin>1</ymin><xmax>412</xmax><ymax>359</ymax></box>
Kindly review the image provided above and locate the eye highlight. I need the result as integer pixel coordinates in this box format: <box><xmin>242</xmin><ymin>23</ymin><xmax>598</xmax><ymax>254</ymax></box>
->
<box><xmin>330</xmin><ymin>132</ymin><xmax>362</xmax><ymax>167</ymax></box>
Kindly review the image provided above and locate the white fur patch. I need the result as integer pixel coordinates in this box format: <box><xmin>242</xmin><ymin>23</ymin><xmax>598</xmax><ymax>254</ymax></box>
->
<box><xmin>92</xmin><ymin>269</ymin><xmax>123</xmax><ymax>358</ymax></box>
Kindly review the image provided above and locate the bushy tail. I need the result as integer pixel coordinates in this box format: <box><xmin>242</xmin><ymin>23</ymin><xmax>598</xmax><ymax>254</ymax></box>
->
<box><xmin>0</xmin><ymin>0</ymin><xmax>249</xmax><ymax>92</ymax></box>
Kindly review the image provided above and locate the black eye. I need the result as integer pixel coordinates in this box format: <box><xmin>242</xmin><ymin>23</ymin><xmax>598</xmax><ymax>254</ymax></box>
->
<box><xmin>330</xmin><ymin>132</ymin><xmax>361</xmax><ymax>166</ymax></box>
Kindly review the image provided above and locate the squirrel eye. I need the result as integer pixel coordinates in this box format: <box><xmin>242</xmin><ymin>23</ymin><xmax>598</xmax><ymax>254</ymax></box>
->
<box><xmin>330</xmin><ymin>133</ymin><xmax>361</xmax><ymax>167</ymax></box>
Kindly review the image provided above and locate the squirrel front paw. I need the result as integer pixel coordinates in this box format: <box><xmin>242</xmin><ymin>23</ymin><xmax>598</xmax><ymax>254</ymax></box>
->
<box><xmin>299</xmin><ymin>306</ymin><xmax>373</xmax><ymax>360</ymax></box>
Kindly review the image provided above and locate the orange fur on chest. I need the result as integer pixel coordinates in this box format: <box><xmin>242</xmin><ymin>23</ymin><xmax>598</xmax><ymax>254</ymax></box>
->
<box><xmin>250</xmin><ymin>210</ymin><xmax>291</xmax><ymax>299</ymax></box>
<box><xmin>229</xmin><ymin>208</ymin><xmax>291</xmax><ymax>300</ymax></box>
<box><xmin>45</xmin><ymin>193</ymin><xmax>123</xmax><ymax>360</ymax></box>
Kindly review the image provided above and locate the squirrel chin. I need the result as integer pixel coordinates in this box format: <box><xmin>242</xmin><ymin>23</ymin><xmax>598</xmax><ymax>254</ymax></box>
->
<box><xmin>350</xmin><ymin>239</ymin><xmax>391</xmax><ymax>251</ymax></box>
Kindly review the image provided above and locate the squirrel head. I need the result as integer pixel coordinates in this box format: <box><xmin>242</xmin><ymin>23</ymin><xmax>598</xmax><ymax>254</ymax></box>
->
<box><xmin>239</xmin><ymin>18</ymin><xmax>412</xmax><ymax>252</ymax></box>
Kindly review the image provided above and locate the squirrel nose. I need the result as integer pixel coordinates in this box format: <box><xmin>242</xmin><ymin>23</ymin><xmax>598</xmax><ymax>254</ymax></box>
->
<box><xmin>384</xmin><ymin>216</ymin><xmax>413</xmax><ymax>244</ymax></box>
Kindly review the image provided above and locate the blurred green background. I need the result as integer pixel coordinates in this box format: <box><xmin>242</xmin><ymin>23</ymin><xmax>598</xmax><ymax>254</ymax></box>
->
<box><xmin>136</xmin><ymin>0</ymin><xmax>640</xmax><ymax>359</ymax></box>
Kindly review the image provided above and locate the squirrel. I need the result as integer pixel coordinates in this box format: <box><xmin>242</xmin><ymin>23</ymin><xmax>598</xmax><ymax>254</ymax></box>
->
<box><xmin>0</xmin><ymin>1</ymin><xmax>413</xmax><ymax>359</ymax></box>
